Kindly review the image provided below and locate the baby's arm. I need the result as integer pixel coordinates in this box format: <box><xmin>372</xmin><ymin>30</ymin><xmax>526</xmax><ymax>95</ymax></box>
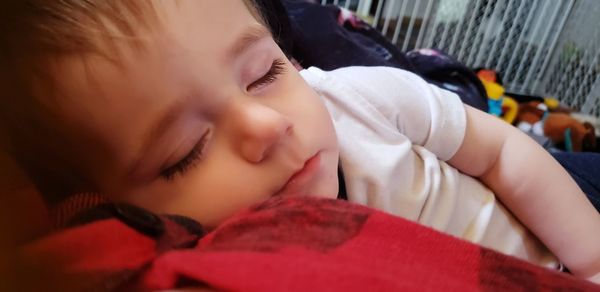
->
<box><xmin>449</xmin><ymin>105</ymin><xmax>600</xmax><ymax>282</ymax></box>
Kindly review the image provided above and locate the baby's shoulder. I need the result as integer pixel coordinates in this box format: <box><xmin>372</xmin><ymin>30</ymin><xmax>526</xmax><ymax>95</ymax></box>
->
<box><xmin>321</xmin><ymin>66</ymin><xmax>421</xmax><ymax>85</ymax></box>
<box><xmin>302</xmin><ymin>66</ymin><xmax>428</xmax><ymax>102</ymax></box>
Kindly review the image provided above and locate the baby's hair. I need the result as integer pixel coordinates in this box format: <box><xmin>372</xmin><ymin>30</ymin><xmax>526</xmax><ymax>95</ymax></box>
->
<box><xmin>0</xmin><ymin>0</ymin><xmax>271</xmax><ymax>204</ymax></box>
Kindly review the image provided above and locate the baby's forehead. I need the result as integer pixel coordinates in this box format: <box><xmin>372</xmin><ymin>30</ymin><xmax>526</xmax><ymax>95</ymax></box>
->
<box><xmin>4</xmin><ymin>0</ymin><xmax>269</xmax><ymax>128</ymax></box>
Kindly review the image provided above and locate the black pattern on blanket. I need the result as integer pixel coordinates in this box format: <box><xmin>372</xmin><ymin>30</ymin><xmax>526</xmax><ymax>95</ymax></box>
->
<box><xmin>17</xmin><ymin>197</ymin><xmax>599</xmax><ymax>291</ymax></box>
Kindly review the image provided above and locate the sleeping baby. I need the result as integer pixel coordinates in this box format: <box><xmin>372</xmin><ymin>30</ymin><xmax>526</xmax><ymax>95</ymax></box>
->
<box><xmin>0</xmin><ymin>0</ymin><xmax>599</xmax><ymax>284</ymax></box>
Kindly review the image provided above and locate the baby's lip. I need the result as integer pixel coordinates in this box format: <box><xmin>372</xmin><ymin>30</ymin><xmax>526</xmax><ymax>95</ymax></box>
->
<box><xmin>274</xmin><ymin>152</ymin><xmax>322</xmax><ymax>198</ymax></box>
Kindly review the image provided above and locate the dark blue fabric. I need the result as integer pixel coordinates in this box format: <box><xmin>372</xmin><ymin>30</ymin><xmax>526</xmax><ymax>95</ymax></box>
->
<box><xmin>283</xmin><ymin>1</ymin><xmax>415</xmax><ymax>71</ymax></box>
<box><xmin>406</xmin><ymin>49</ymin><xmax>489</xmax><ymax>112</ymax></box>
<box><xmin>280</xmin><ymin>0</ymin><xmax>488</xmax><ymax>112</ymax></box>
<box><xmin>552</xmin><ymin>152</ymin><xmax>600</xmax><ymax>212</ymax></box>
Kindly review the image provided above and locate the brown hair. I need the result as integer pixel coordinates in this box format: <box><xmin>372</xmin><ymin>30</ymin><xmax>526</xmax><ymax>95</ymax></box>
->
<box><xmin>0</xmin><ymin>0</ymin><xmax>266</xmax><ymax>204</ymax></box>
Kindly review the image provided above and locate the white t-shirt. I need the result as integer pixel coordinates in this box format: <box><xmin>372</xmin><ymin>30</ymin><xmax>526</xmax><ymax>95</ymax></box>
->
<box><xmin>301</xmin><ymin>66</ymin><xmax>558</xmax><ymax>268</ymax></box>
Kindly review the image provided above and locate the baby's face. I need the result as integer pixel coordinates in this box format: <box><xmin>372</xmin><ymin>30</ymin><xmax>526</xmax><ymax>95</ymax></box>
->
<box><xmin>50</xmin><ymin>1</ymin><xmax>339</xmax><ymax>226</ymax></box>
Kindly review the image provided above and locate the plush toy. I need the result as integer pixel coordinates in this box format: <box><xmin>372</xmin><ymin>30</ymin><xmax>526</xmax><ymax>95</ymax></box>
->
<box><xmin>516</xmin><ymin>101</ymin><xmax>596</xmax><ymax>152</ymax></box>
<box><xmin>477</xmin><ymin>69</ymin><xmax>518</xmax><ymax>124</ymax></box>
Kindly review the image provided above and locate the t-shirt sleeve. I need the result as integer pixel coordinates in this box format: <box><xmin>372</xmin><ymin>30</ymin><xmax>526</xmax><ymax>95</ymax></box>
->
<box><xmin>324</xmin><ymin>66</ymin><xmax>467</xmax><ymax>161</ymax></box>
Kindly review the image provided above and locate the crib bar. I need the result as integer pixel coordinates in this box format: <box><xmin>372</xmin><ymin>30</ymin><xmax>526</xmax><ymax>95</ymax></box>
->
<box><xmin>424</xmin><ymin>3</ymin><xmax>442</xmax><ymax>49</ymax></box>
<box><xmin>507</xmin><ymin>0</ymin><xmax>552</xmax><ymax>88</ymax></box>
<box><xmin>568</xmin><ymin>49</ymin><xmax>599</xmax><ymax>110</ymax></box>
<box><xmin>581</xmin><ymin>64</ymin><xmax>600</xmax><ymax>115</ymax></box>
<box><xmin>456</xmin><ymin>0</ymin><xmax>483</xmax><ymax>61</ymax></box>
<box><xmin>414</xmin><ymin>0</ymin><xmax>435</xmax><ymax>49</ymax></box>
<box><xmin>372</xmin><ymin>0</ymin><xmax>384</xmax><ymax>28</ymax></box>
<box><xmin>495</xmin><ymin>0</ymin><xmax>528</xmax><ymax>76</ymax></box>
<box><xmin>402</xmin><ymin>0</ymin><xmax>421</xmax><ymax>52</ymax></box>
<box><xmin>484</xmin><ymin>0</ymin><xmax>517</xmax><ymax>69</ymax></box>
<box><xmin>391</xmin><ymin>0</ymin><xmax>409</xmax><ymax>45</ymax></box>
<box><xmin>465</xmin><ymin>0</ymin><xmax>495</xmax><ymax>67</ymax></box>
<box><xmin>554</xmin><ymin>52</ymin><xmax>579</xmax><ymax>102</ymax></box>
<box><xmin>448</xmin><ymin>0</ymin><xmax>470</xmax><ymax>56</ymax></box>
<box><xmin>521</xmin><ymin>2</ymin><xmax>564</xmax><ymax>94</ymax></box>
<box><xmin>322</xmin><ymin>0</ymin><xmax>600</xmax><ymax>116</ymax></box>
<box><xmin>474</xmin><ymin>0</ymin><xmax>509</xmax><ymax>68</ymax></box>
<box><xmin>562</xmin><ymin>49</ymin><xmax>590</xmax><ymax>108</ymax></box>
<box><xmin>576</xmin><ymin>51</ymin><xmax>600</xmax><ymax>111</ymax></box>
<box><xmin>381</xmin><ymin>1</ymin><xmax>396</xmax><ymax>36</ymax></box>
<box><xmin>437</xmin><ymin>16</ymin><xmax>452</xmax><ymax>52</ymax></box>
<box><xmin>503</xmin><ymin>0</ymin><xmax>540</xmax><ymax>88</ymax></box>
<box><xmin>357</xmin><ymin>0</ymin><xmax>373</xmax><ymax>17</ymax></box>
<box><xmin>532</xmin><ymin>0</ymin><xmax>576</xmax><ymax>93</ymax></box>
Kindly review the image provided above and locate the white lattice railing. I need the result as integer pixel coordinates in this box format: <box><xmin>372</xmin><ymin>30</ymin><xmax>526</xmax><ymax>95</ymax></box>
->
<box><xmin>321</xmin><ymin>0</ymin><xmax>600</xmax><ymax>117</ymax></box>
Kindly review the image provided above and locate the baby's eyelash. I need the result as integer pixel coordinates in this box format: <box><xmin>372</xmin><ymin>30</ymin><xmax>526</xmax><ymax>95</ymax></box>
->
<box><xmin>160</xmin><ymin>129</ymin><xmax>211</xmax><ymax>181</ymax></box>
<box><xmin>247</xmin><ymin>58</ymin><xmax>286</xmax><ymax>91</ymax></box>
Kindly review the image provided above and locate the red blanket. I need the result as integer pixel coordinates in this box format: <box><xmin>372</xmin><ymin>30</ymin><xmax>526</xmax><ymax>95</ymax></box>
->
<box><xmin>17</xmin><ymin>197</ymin><xmax>600</xmax><ymax>291</ymax></box>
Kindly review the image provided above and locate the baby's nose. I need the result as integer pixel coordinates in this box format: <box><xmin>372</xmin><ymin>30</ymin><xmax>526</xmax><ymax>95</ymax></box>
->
<box><xmin>236</xmin><ymin>102</ymin><xmax>293</xmax><ymax>163</ymax></box>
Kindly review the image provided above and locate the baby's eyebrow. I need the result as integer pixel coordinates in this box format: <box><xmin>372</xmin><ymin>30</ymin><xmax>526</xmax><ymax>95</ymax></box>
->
<box><xmin>227</xmin><ymin>24</ymin><xmax>271</xmax><ymax>60</ymax></box>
